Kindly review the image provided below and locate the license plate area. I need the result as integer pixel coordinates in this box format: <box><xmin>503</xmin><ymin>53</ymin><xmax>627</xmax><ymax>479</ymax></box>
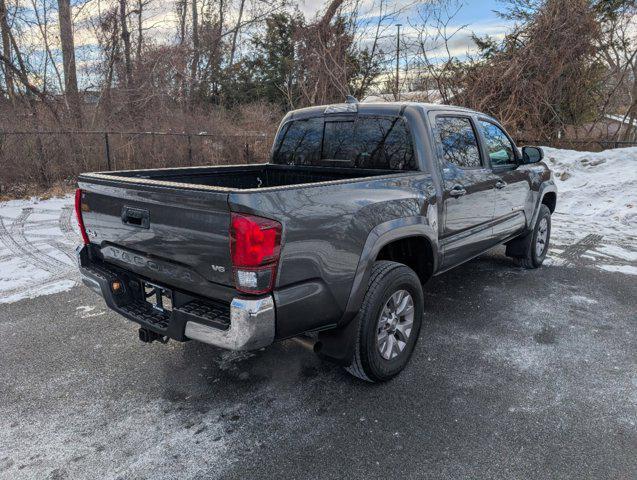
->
<box><xmin>143</xmin><ymin>281</ymin><xmax>173</xmax><ymax>312</ymax></box>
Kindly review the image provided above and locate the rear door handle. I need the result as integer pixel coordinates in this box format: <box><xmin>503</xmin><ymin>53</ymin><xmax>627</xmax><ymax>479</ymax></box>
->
<box><xmin>495</xmin><ymin>180</ymin><xmax>507</xmax><ymax>189</ymax></box>
<box><xmin>449</xmin><ymin>185</ymin><xmax>467</xmax><ymax>197</ymax></box>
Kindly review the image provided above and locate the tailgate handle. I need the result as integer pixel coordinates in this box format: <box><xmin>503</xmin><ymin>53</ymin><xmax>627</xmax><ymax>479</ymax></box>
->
<box><xmin>121</xmin><ymin>206</ymin><xmax>150</xmax><ymax>229</ymax></box>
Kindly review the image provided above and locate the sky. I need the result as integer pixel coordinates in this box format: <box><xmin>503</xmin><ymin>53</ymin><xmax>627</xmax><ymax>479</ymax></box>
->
<box><xmin>296</xmin><ymin>0</ymin><xmax>514</xmax><ymax>58</ymax></box>
<box><xmin>66</xmin><ymin>0</ymin><xmax>513</xmax><ymax>61</ymax></box>
<box><xmin>19</xmin><ymin>0</ymin><xmax>516</xmax><ymax>91</ymax></box>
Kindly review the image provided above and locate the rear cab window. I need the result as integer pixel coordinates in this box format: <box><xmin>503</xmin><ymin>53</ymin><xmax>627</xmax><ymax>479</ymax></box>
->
<box><xmin>272</xmin><ymin>115</ymin><xmax>417</xmax><ymax>171</ymax></box>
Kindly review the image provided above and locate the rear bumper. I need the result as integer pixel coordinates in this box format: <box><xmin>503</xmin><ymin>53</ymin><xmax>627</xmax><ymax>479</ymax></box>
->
<box><xmin>185</xmin><ymin>297</ymin><xmax>274</xmax><ymax>350</ymax></box>
<box><xmin>76</xmin><ymin>245</ymin><xmax>275</xmax><ymax>350</ymax></box>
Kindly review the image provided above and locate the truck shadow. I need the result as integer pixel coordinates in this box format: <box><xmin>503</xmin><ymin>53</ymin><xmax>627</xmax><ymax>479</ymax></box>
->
<box><xmin>167</xmin><ymin>247</ymin><xmax>536</xmax><ymax>396</ymax></box>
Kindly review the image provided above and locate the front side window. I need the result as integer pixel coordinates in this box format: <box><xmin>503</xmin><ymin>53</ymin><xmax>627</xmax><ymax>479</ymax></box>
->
<box><xmin>272</xmin><ymin>116</ymin><xmax>416</xmax><ymax>170</ymax></box>
<box><xmin>479</xmin><ymin>120</ymin><xmax>516</xmax><ymax>166</ymax></box>
<box><xmin>435</xmin><ymin>117</ymin><xmax>482</xmax><ymax>168</ymax></box>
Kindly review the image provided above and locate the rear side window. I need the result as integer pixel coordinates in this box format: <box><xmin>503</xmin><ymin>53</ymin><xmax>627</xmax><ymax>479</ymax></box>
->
<box><xmin>435</xmin><ymin>116</ymin><xmax>482</xmax><ymax>168</ymax></box>
<box><xmin>274</xmin><ymin>117</ymin><xmax>323</xmax><ymax>166</ymax></box>
<box><xmin>355</xmin><ymin>117</ymin><xmax>415</xmax><ymax>170</ymax></box>
<box><xmin>272</xmin><ymin>116</ymin><xmax>416</xmax><ymax>170</ymax></box>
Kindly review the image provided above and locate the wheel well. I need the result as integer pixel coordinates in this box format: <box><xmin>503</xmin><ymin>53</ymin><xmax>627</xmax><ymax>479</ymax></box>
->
<box><xmin>542</xmin><ymin>192</ymin><xmax>556</xmax><ymax>213</ymax></box>
<box><xmin>375</xmin><ymin>236</ymin><xmax>434</xmax><ymax>284</ymax></box>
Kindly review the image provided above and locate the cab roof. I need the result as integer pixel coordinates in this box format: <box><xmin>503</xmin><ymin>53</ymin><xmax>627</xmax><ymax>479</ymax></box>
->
<box><xmin>285</xmin><ymin>101</ymin><xmax>485</xmax><ymax>121</ymax></box>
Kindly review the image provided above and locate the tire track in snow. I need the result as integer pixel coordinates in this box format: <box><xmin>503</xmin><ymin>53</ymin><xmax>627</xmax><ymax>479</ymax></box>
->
<box><xmin>0</xmin><ymin>213</ymin><xmax>56</xmax><ymax>272</ymax></box>
<box><xmin>0</xmin><ymin>205</ymin><xmax>78</xmax><ymax>303</ymax></box>
<box><xmin>11</xmin><ymin>208</ymin><xmax>73</xmax><ymax>272</ymax></box>
<box><xmin>58</xmin><ymin>206</ymin><xmax>78</xmax><ymax>244</ymax></box>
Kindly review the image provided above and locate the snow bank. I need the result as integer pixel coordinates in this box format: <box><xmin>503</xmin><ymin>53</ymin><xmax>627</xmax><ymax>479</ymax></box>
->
<box><xmin>542</xmin><ymin>146</ymin><xmax>637</xmax><ymax>239</ymax></box>
<box><xmin>541</xmin><ymin>146</ymin><xmax>636</xmax><ymax>273</ymax></box>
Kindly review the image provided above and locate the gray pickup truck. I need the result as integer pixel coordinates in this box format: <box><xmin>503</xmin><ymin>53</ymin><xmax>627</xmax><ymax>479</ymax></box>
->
<box><xmin>76</xmin><ymin>101</ymin><xmax>556</xmax><ymax>382</ymax></box>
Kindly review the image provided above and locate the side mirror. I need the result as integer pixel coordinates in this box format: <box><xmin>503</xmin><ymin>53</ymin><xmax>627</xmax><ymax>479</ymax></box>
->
<box><xmin>522</xmin><ymin>146</ymin><xmax>544</xmax><ymax>164</ymax></box>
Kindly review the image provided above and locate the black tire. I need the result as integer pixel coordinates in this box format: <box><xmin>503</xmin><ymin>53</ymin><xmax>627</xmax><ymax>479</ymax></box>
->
<box><xmin>515</xmin><ymin>204</ymin><xmax>552</xmax><ymax>269</ymax></box>
<box><xmin>345</xmin><ymin>261</ymin><xmax>424</xmax><ymax>382</ymax></box>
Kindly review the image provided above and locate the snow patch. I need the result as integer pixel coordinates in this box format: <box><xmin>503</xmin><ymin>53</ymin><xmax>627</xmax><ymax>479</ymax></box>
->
<box><xmin>598</xmin><ymin>265</ymin><xmax>637</xmax><ymax>276</ymax></box>
<box><xmin>0</xmin><ymin>195</ymin><xmax>79</xmax><ymax>304</ymax></box>
<box><xmin>542</xmin><ymin>146</ymin><xmax>637</xmax><ymax>270</ymax></box>
<box><xmin>569</xmin><ymin>295</ymin><xmax>598</xmax><ymax>305</ymax></box>
<box><xmin>0</xmin><ymin>279</ymin><xmax>76</xmax><ymax>304</ymax></box>
<box><xmin>595</xmin><ymin>244</ymin><xmax>637</xmax><ymax>262</ymax></box>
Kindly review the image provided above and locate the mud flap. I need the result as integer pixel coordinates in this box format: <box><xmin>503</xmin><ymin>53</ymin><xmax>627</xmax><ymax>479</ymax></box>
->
<box><xmin>314</xmin><ymin>315</ymin><xmax>360</xmax><ymax>366</ymax></box>
<box><xmin>505</xmin><ymin>230</ymin><xmax>532</xmax><ymax>257</ymax></box>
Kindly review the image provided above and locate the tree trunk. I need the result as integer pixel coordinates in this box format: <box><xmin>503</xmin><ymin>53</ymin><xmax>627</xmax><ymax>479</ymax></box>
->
<box><xmin>189</xmin><ymin>0</ymin><xmax>199</xmax><ymax>101</ymax></box>
<box><xmin>119</xmin><ymin>0</ymin><xmax>133</xmax><ymax>90</ymax></box>
<box><xmin>177</xmin><ymin>0</ymin><xmax>186</xmax><ymax>45</ymax></box>
<box><xmin>319</xmin><ymin>0</ymin><xmax>345</xmax><ymax>30</ymax></box>
<box><xmin>228</xmin><ymin>0</ymin><xmax>245</xmax><ymax>67</ymax></box>
<box><xmin>621</xmin><ymin>61</ymin><xmax>637</xmax><ymax>142</ymax></box>
<box><xmin>0</xmin><ymin>0</ymin><xmax>15</xmax><ymax>103</ymax></box>
<box><xmin>57</xmin><ymin>0</ymin><xmax>82</xmax><ymax>126</ymax></box>
<box><xmin>136</xmin><ymin>0</ymin><xmax>143</xmax><ymax>62</ymax></box>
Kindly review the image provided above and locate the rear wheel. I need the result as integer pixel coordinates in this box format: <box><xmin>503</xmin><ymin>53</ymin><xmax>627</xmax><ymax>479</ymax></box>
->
<box><xmin>345</xmin><ymin>261</ymin><xmax>423</xmax><ymax>382</ymax></box>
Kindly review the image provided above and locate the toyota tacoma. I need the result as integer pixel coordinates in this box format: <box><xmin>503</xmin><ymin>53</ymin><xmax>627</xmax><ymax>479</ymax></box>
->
<box><xmin>75</xmin><ymin>101</ymin><xmax>557</xmax><ymax>382</ymax></box>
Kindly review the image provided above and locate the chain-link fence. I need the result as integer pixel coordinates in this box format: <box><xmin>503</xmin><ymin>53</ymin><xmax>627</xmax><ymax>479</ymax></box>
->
<box><xmin>0</xmin><ymin>130</ymin><xmax>274</xmax><ymax>191</ymax></box>
<box><xmin>516</xmin><ymin>139</ymin><xmax>637</xmax><ymax>152</ymax></box>
<box><xmin>1</xmin><ymin>129</ymin><xmax>635</xmax><ymax>195</ymax></box>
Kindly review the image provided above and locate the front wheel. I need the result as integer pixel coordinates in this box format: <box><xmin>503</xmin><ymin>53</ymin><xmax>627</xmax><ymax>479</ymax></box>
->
<box><xmin>345</xmin><ymin>261</ymin><xmax>424</xmax><ymax>382</ymax></box>
<box><xmin>512</xmin><ymin>204</ymin><xmax>552</xmax><ymax>269</ymax></box>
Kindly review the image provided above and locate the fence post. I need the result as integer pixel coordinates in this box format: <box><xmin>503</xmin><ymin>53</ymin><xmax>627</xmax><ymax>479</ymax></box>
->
<box><xmin>244</xmin><ymin>140</ymin><xmax>250</xmax><ymax>163</ymax></box>
<box><xmin>187</xmin><ymin>134</ymin><xmax>192</xmax><ymax>163</ymax></box>
<box><xmin>104</xmin><ymin>132</ymin><xmax>111</xmax><ymax>170</ymax></box>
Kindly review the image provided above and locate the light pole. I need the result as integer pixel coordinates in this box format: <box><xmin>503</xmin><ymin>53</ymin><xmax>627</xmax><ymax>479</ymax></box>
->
<box><xmin>395</xmin><ymin>23</ymin><xmax>402</xmax><ymax>100</ymax></box>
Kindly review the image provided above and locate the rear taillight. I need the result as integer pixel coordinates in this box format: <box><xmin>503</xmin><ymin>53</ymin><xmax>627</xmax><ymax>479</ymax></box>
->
<box><xmin>74</xmin><ymin>188</ymin><xmax>90</xmax><ymax>245</ymax></box>
<box><xmin>230</xmin><ymin>213</ymin><xmax>282</xmax><ymax>294</ymax></box>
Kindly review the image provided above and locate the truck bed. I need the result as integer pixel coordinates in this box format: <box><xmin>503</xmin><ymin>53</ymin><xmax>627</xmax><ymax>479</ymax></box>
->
<box><xmin>90</xmin><ymin>164</ymin><xmax>395</xmax><ymax>190</ymax></box>
<box><xmin>77</xmin><ymin>162</ymin><xmax>406</xmax><ymax>305</ymax></box>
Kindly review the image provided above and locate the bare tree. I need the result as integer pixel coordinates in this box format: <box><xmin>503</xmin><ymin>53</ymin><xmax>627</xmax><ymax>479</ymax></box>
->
<box><xmin>189</xmin><ymin>0</ymin><xmax>199</xmax><ymax>100</ymax></box>
<box><xmin>57</xmin><ymin>0</ymin><xmax>82</xmax><ymax>124</ymax></box>
<box><xmin>347</xmin><ymin>0</ymin><xmax>415</xmax><ymax>99</ymax></box>
<box><xmin>408</xmin><ymin>0</ymin><xmax>467</xmax><ymax>104</ymax></box>
<box><xmin>228</xmin><ymin>0</ymin><xmax>246</xmax><ymax>67</ymax></box>
<box><xmin>458</xmin><ymin>0</ymin><xmax>602</xmax><ymax>139</ymax></box>
<box><xmin>0</xmin><ymin>0</ymin><xmax>14</xmax><ymax>103</ymax></box>
<box><xmin>119</xmin><ymin>0</ymin><xmax>133</xmax><ymax>89</ymax></box>
<box><xmin>177</xmin><ymin>0</ymin><xmax>187</xmax><ymax>45</ymax></box>
<box><xmin>30</xmin><ymin>0</ymin><xmax>64</xmax><ymax>94</ymax></box>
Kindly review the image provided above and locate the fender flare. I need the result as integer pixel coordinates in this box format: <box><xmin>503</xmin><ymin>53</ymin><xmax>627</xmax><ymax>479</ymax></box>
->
<box><xmin>530</xmin><ymin>182</ymin><xmax>557</xmax><ymax>228</ymax></box>
<box><xmin>506</xmin><ymin>181</ymin><xmax>557</xmax><ymax>257</ymax></box>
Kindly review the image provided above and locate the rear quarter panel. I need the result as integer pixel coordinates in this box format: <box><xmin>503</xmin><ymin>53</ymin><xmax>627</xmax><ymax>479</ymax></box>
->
<box><xmin>229</xmin><ymin>173</ymin><xmax>437</xmax><ymax>338</ymax></box>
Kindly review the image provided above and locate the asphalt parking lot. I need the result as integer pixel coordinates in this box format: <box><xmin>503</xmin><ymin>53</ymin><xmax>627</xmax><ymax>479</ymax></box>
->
<box><xmin>1</xmin><ymin>248</ymin><xmax>635</xmax><ymax>480</ymax></box>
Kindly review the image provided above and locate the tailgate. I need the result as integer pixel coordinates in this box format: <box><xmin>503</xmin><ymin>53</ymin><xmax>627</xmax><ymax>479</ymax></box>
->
<box><xmin>78</xmin><ymin>179</ymin><xmax>234</xmax><ymax>293</ymax></box>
